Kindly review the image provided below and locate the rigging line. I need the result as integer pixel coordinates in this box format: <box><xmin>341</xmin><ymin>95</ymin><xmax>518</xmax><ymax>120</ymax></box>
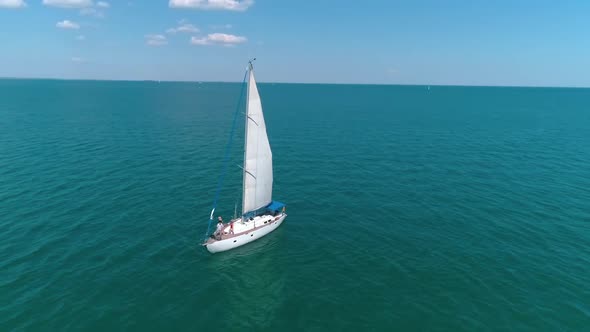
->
<box><xmin>205</xmin><ymin>69</ymin><xmax>249</xmax><ymax>239</ymax></box>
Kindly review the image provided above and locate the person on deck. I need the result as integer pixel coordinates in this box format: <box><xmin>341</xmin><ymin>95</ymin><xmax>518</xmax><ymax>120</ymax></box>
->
<box><xmin>215</xmin><ymin>217</ymin><xmax>224</xmax><ymax>240</ymax></box>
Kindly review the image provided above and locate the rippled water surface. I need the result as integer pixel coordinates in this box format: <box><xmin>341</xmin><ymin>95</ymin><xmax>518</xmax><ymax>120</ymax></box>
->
<box><xmin>1</xmin><ymin>80</ymin><xmax>589</xmax><ymax>331</ymax></box>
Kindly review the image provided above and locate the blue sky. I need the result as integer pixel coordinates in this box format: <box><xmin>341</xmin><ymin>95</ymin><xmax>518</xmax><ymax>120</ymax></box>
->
<box><xmin>1</xmin><ymin>0</ymin><xmax>589</xmax><ymax>86</ymax></box>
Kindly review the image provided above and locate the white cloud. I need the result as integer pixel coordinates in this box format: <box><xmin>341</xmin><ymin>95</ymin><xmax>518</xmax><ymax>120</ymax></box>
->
<box><xmin>71</xmin><ymin>57</ymin><xmax>85</xmax><ymax>63</ymax></box>
<box><xmin>0</xmin><ymin>0</ymin><xmax>27</xmax><ymax>8</ymax></box>
<box><xmin>56</xmin><ymin>20</ymin><xmax>80</xmax><ymax>29</ymax></box>
<box><xmin>145</xmin><ymin>34</ymin><xmax>167</xmax><ymax>46</ymax></box>
<box><xmin>190</xmin><ymin>33</ymin><xmax>246</xmax><ymax>46</ymax></box>
<box><xmin>167</xmin><ymin>22</ymin><xmax>199</xmax><ymax>34</ymax></box>
<box><xmin>169</xmin><ymin>0</ymin><xmax>253</xmax><ymax>11</ymax></box>
<box><xmin>190</xmin><ymin>37</ymin><xmax>209</xmax><ymax>45</ymax></box>
<box><xmin>79</xmin><ymin>1</ymin><xmax>109</xmax><ymax>18</ymax></box>
<box><xmin>208</xmin><ymin>32</ymin><xmax>246</xmax><ymax>43</ymax></box>
<box><xmin>43</xmin><ymin>0</ymin><xmax>93</xmax><ymax>8</ymax></box>
<box><xmin>76</xmin><ymin>35</ymin><xmax>85</xmax><ymax>40</ymax></box>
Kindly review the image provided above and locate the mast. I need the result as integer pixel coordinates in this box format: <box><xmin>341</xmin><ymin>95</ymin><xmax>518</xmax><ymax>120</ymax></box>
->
<box><xmin>241</xmin><ymin>58</ymin><xmax>273</xmax><ymax>217</ymax></box>
<box><xmin>242</xmin><ymin>59</ymin><xmax>254</xmax><ymax>216</ymax></box>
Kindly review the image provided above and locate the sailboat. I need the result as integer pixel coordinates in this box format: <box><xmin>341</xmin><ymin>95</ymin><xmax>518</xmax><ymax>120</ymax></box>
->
<box><xmin>203</xmin><ymin>60</ymin><xmax>287</xmax><ymax>254</ymax></box>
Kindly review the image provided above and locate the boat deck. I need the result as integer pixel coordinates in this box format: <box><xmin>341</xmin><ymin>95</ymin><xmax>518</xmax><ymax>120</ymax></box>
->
<box><xmin>205</xmin><ymin>214</ymin><xmax>283</xmax><ymax>245</ymax></box>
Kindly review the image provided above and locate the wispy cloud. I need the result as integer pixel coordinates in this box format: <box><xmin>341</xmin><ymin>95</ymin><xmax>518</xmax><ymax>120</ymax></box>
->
<box><xmin>209</xmin><ymin>23</ymin><xmax>232</xmax><ymax>29</ymax></box>
<box><xmin>190</xmin><ymin>33</ymin><xmax>246</xmax><ymax>46</ymax></box>
<box><xmin>71</xmin><ymin>57</ymin><xmax>85</xmax><ymax>63</ymax></box>
<box><xmin>0</xmin><ymin>0</ymin><xmax>27</xmax><ymax>8</ymax></box>
<box><xmin>169</xmin><ymin>0</ymin><xmax>253</xmax><ymax>11</ymax></box>
<box><xmin>145</xmin><ymin>34</ymin><xmax>167</xmax><ymax>46</ymax></box>
<box><xmin>56</xmin><ymin>20</ymin><xmax>80</xmax><ymax>29</ymax></box>
<box><xmin>167</xmin><ymin>21</ymin><xmax>199</xmax><ymax>34</ymax></box>
<box><xmin>43</xmin><ymin>0</ymin><xmax>93</xmax><ymax>8</ymax></box>
<box><xmin>80</xmin><ymin>7</ymin><xmax>103</xmax><ymax>17</ymax></box>
<box><xmin>79</xmin><ymin>1</ymin><xmax>109</xmax><ymax>18</ymax></box>
<box><xmin>76</xmin><ymin>35</ymin><xmax>85</xmax><ymax>41</ymax></box>
<box><xmin>43</xmin><ymin>0</ymin><xmax>109</xmax><ymax>19</ymax></box>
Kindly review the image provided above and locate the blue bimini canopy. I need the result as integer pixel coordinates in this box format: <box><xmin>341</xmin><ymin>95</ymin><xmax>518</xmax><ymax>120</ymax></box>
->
<box><xmin>266</xmin><ymin>201</ymin><xmax>286</xmax><ymax>212</ymax></box>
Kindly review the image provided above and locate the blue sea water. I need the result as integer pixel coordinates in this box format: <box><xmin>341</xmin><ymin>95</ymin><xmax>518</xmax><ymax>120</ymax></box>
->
<box><xmin>1</xmin><ymin>79</ymin><xmax>590</xmax><ymax>331</ymax></box>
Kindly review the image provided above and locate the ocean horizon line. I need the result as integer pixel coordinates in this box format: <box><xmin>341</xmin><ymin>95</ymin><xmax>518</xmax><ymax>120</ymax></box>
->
<box><xmin>1</xmin><ymin>76</ymin><xmax>589</xmax><ymax>89</ymax></box>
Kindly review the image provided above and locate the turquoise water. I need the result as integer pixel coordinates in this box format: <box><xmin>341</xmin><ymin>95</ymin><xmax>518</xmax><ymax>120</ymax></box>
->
<box><xmin>1</xmin><ymin>79</ymin><xmax>590</xmax><ymax>331</ymax></box>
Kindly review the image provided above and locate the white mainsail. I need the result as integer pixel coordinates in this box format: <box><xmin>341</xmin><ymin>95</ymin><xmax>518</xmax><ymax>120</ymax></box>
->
<box><xmin>242</xmin><ymin>66</ymin><xmax>273</xmax><ymax>214</ymax></box>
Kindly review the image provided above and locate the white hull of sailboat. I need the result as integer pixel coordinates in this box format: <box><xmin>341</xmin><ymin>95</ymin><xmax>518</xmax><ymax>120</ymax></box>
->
<box><xmin>204</xmin><ymin>214</ymin><xmax>286</xmax><ymax>254</ymax></box>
